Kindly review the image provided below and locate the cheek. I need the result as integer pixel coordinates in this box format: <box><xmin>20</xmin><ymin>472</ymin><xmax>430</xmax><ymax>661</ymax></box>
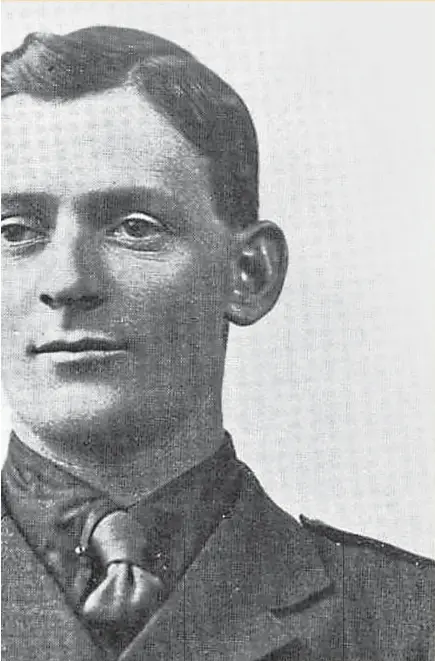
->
<box><xmin>107</xmin><ymin>249</ymin><xmax>226</xmax><ymax>343</ymax></box>
<box><xmin>1</xmin><ymin>263</ymin><xmax>36</xmax><ymax>331</ymax></box>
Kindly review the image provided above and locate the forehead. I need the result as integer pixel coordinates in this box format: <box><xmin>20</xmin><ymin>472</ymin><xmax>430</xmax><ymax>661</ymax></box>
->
<box><xmin>1</xmin><ymin>87</ymin><xmax>210</xmax><ymax>199</ymax></box>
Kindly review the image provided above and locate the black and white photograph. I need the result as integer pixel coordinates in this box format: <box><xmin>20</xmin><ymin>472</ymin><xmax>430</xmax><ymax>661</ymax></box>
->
<box><xmin>1</xmin><ymin>2</ymin><xmax>434</xmax><ymax>659</ymax></box>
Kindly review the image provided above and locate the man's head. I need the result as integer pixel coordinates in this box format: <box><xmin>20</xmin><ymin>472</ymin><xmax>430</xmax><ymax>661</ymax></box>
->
<box><xmin>1</xmin><ymin>26</ymin><xmax>288</xmax><ymax>451</ymax></box>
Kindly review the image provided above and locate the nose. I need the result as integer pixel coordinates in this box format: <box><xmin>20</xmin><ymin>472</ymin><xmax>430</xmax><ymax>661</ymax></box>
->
<box><xmin>38</xmin><ymin>209</ymin><xmax>106</xmax><ymax>313</ymax></box>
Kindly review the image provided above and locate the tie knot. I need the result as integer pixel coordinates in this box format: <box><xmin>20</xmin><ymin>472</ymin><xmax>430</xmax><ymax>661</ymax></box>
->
<box><xmin>79</xmin><ymin>509</ymin><xmax>165</xmax><ymax>645</ymax></box>
<box><xmin>88</xmin><ymin>510</ymin><xmax>147</xmax><ymax>569</ymax></box>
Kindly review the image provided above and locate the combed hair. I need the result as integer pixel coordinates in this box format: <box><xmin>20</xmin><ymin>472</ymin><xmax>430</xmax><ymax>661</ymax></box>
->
<box><xmin>1</xmin><ymin>26</ymin><xmax>259</xmax><ymax>228</ymax></box>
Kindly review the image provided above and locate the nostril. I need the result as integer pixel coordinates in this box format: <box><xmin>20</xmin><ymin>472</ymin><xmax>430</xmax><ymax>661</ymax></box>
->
<box><xmin>40</xmin><ymin>293</ymin><xmax>55</xmax><ymax>308</ymax></box>
<box><xmin>39</xmin><ymin>292</ymin><xmax>104</xmax><ymax>311</ymax></box>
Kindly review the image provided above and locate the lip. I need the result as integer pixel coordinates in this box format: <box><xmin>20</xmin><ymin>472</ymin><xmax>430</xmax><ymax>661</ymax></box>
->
<box><xmin>27</xmin><ymin>337</ymin><xmax>127</xmax><ymax>362</ymax></box>
<box><xmin>29</xmin><ymin>337</ymin><xmax>129</xmax><ymax>355</ymax></box>
<box><xmin>27</xmin><ymin>336</ymin><xmax>129</xmax><ymax>368</ymax></box>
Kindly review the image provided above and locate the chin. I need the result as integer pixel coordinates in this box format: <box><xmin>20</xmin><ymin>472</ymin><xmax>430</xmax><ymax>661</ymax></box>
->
<box><xmin>5</xmin><ymin>375</ymin><xmax>187</xmax><ymax>449</ymax></box>
<box><xmin>9</xmin><ymin>384</ymin><xmax>131</xmax><ymax>438</ymax></box>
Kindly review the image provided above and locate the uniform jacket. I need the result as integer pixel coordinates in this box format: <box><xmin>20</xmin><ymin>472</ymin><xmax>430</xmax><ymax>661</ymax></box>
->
<box><xmin>2</xmin><ymin>463</ymin><xmax>435</xmax><ymax>661</ymax></box>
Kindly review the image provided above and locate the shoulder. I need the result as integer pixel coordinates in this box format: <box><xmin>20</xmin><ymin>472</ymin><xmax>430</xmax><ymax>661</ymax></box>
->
<box><xmin>299</xmin><ymin>514</ymin><xmax>435</xmax><ymax>632</ymax></box>
<box><xmin>299</xmin><ymin>514</ymin><xmax>435</xmax><ymax>569</ymax></box>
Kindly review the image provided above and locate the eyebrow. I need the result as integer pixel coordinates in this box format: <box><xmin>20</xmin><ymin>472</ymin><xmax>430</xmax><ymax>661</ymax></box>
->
<box><xmin>1</xmin><ymin>193</ymin><xmax>58</xmax><ymax>214</ymax></box>
<box><xmin>1</xmin><ymin>187</ymin><xmax>189</xmax><ymax>229</ymax></box>
<box><xmin>80</xmin><ymin>187</ymin><xmax>183</xmax><ymax>224</ymax></box>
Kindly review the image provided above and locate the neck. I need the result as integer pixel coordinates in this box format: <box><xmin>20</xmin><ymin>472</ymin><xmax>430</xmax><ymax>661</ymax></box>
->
<box><xmin>10</xmin><ymin>404</ymin><xmax>225</xmax><ymax>506</ymax></box>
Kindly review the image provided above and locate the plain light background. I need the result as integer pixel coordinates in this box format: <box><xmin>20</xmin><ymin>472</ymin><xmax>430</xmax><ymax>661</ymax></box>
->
<box><xmin>1</xmin><ymin>1</ymin><xmax>434</xmax><ymax>558</ymax></box>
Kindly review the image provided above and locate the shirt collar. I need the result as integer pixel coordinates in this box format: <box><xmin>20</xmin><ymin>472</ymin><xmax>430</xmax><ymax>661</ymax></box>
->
<box><xmin>2</xmin><ymin>430</ymin><xmax>241</xmax><ymax>593</ymax></box>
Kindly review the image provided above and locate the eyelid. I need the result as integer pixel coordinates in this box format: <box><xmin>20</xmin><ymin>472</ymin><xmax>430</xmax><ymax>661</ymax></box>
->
<box><xmin>1</xmin><ymin>219</ymin><xmax>48</xmax><ymax>247</ymax></box>
<box><xmin>1</xmin><ymin>212</ymin><xmax>42</xmax><ymax>224</ymax></box>
<box><xmin>119</xmin><ymin>211</ymin><xmax>162</xmax><ymax>225</ymax></box>
<box><xmin>1</xmin><ymin>213</ymin><xmax>24</xmax><ymax>221</ymax></box>
<box><xmin>106</xmin><ymin>210</ymin><xmax>170</xmax><ymax>235</ymax></box>
<box><xmin>1</xmin><ymin>212</ymin><xmax>48</xmax><ymax>231</ymax></box>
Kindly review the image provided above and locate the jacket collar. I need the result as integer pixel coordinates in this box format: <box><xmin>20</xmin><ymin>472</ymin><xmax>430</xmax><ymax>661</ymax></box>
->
<box><xmin>1</xmin><ymin>509</ymin><xmax>112</xmax><ymax>661</ymax></box>
<box><xmin>2</xmin><ymin>464</ymin><xmax>333</xmax><ymax>661</ymax></box>
<box><xmin>120</xmin><ymin>465</ymin><xmax>333</xmax><ymax>661</ymax></box>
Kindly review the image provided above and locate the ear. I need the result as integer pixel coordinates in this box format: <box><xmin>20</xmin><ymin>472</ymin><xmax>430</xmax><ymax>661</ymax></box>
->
<box><xmin>225</xmin><ymin>221</ymin><xmax>288</xmax><ymax>326</ymax></box>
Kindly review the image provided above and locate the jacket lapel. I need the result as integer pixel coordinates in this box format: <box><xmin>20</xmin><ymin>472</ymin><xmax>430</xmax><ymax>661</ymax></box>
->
<box><xmin>1</xmin><ymin>510</ymin><xmax>109</xmax><ymax>661</ymax></box>
<box><xmin>121</xmin><ymin>467</ymin><xmax>333</xmax><ymax>661</ymax></box>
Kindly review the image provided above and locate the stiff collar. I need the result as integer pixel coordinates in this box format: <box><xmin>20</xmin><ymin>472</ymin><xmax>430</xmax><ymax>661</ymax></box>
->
<box><xmin>2</xmin><ymin>431</ymin><xmax>241</xmax><ymax>606</ymax></box>
<box><xmin>120</xmin><ymin>463</ymin><xmax>333</xmax><ymax>661</ymax></box>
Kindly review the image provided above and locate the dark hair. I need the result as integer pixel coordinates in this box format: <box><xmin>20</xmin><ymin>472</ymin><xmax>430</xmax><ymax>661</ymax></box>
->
<box><xmin>1</xmin><ymin>26</ymin><xmax>259</xmax><ymax>228</ymax></box>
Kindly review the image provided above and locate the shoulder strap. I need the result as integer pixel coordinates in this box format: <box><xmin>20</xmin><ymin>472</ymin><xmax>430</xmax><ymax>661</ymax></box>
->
<box><xmin>300</xmin><ymin>514</ymin><xmax>435</xmax><ymax>568</ymax></box>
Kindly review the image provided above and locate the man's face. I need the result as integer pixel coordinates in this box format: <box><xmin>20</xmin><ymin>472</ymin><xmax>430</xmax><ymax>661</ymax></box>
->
<box><xmin>1</xmin><ymin>88</ymin><xmax>232</xmax><ymax>446</ymax></box>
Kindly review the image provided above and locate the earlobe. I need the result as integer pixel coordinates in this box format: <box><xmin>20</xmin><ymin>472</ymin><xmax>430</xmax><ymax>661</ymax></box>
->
<box><xmin>225</xmin><ymin>221</ymin><xmax>288</xmax><ymax>326</ymax></box>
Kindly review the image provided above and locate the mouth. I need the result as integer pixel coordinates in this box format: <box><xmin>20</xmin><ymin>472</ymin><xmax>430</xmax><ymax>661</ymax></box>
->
<box><xmin>28</xmin><ymin>337</ymin><xmax>129</xmax><ymax>356</ymax></box>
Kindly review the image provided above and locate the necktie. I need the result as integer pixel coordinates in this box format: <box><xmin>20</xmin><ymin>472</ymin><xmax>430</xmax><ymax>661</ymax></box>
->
<box><xmin>77</xmin><ymin>509</ymin><xmax>165</xmax><ymax>646</ymax></box>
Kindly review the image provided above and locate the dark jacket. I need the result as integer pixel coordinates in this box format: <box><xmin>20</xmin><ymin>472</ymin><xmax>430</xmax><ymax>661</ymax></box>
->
<box><xmin>2</xmin><ymin>463</ymin><xmax>434</xmax><ymax>661</ymax></box>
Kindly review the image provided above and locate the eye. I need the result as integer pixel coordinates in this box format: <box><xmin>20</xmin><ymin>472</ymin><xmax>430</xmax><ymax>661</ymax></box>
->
<box><xmin>1</xmin><ymin>217</ymin><xmax>46</xmax><ymax>246</ymax></box>
<box><xmin>106</xmin><ymin>212</ymin><xmax>165</xmax><ymax>250</ymax></box>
